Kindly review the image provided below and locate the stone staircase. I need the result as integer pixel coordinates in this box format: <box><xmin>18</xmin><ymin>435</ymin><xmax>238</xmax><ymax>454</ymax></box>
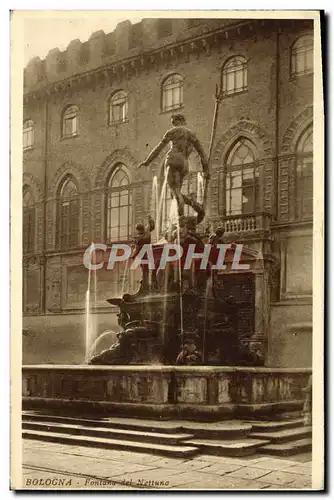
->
<box><xmin>22</xmin><ymin>411</ymin><xmax>311</xmax><ymax>459</ymax></box>
<box><xmin>247</xmin><ymin>420</ymin><xmax>312</xmax><ymax>456</ymax></box>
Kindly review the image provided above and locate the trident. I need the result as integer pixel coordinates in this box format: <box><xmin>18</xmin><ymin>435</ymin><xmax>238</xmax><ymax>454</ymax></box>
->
<box><xmin>201</xmin><ymin>83</ymin><xmax>222</xmax><ymax>364</ymax></box>
<box><xmin>202</xmin><ymin>83</ymin><xmax>223</xmax><ymax>210</ymax></box>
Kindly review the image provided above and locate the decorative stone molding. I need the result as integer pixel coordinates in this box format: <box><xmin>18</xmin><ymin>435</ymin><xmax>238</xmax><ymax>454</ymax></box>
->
<box><xmin>45</xmin><ymin>199</ymin><xmax>55</xmax><ymax>250</ymax></box>
<box><xmin>278</xmin><ymin>157</ymin><xmax>290</xmax><ymax>221</ymax></box>
<box><xmin>281</xmin><ymin>106</ymin><xmax>313</xmax><ymax>154</ymax></box>
<box><xmin>48</xmin><ymin>160</ymin><xmax>91</xmax><ymax>197</ymax></box>
<box><xmin>94</xmin><ymin>149</ymin><xmax>138</xmax><ymax>188</ymax></box>
<box><xmin>45</xmin><ymin>258</ymin><xmax>62</xmax><ymax>312</ymax></box>
<box><xmin>93</xmin><ymin>191</ymin><xmax>102</xmax><ymax>240</ymax></box>
<box><xmin>212</xmin><ymin>119</ymin><xmax>273</xmax><ymax>165</ymax></box>
<box><xmin>23</xmin><ymin>172</ymin><xmax>43</xmax><ymax>202</ymax></box>
<box><xmin>24</xmin><ymin>19</ymin><xmax>314</xmax><ymax>103</ymax></box>
<box><xmin>158</xmin><ymin>70</ymin><xmax>187</xmax><ymax>88</ymax></box>
<box><xmin>23</xmin><ymin>254</ymin><xmax>39</xmax><ymax>267</ymax></box>
<box><xmin>81</xmin><ymin>192</ymin><xmax>90</xmax><ymax>245</ymax></box>
<box><xmin>23</xmin><ymin>172</ymin><xmax>45</xmax><ymax>253</ymax></box>
<box><xmin>262</xmin><ymin>158</ymin><xmax>275</xmax><ymax>213</ymax></box>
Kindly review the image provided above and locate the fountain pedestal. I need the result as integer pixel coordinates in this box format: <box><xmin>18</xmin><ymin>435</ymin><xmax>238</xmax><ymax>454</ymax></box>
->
<box><xmin>90</xmin><ymin>241</ymin><xmax>264</xmax><ymax>366</ymax></box>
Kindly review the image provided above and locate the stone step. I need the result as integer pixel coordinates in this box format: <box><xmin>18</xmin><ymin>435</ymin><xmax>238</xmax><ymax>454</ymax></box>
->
<box><xmin>184</xmin><ymin>438</ymin><xmax>270</xmax><ymax>457</ymax></box>
<box><xmin>22</xmin><ymin>420</ymin><xmax>194</xmax><ymax>445</ymax></box>
<box><xmin>22</xmin><ymin>412</ymin><xmax>184</xmax><ymax>434</ymax></box>
<box><xmin>258</xmin><ymin>438</ymin><xmax>312</xmax><ymax>456</ymax></box>
<box><xmin>250</xmin><ymin>426</ymin><xmax>312</xmax><ymax>444</ymax></box>
<box><xmin>22</xmin><ymin>412</ymin><xmax>252</xmax><ymax>438</ymax></box>
<box><xmin>243</xmin><ymin>418</ymin><xmax>305</xmax><ymax>432</ymax></box>
<box><xmin>22</xmin><ymin>430</ymin><xmax>199</xmax><ymax>458</ymax></box>
<box><xmin>269</xmin><ymin>411</ymin><xmax>304</xmax><ymax>420</ymax></box>
<box><xmin>246</xmin><ymin>410</ymin><xmax>303</xmax><ymax>422</ymax></box>
<box><xmin>180</xmin><ymin>421</ymin><xmax>252</xmax><ymax>438</ymax></box>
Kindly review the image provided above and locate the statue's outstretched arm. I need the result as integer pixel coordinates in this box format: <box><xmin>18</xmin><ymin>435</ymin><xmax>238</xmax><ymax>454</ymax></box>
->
<box><xmin>142</xmin><ymin>132</ymin><xmax>170</xmax><ymax>166</ymax></box>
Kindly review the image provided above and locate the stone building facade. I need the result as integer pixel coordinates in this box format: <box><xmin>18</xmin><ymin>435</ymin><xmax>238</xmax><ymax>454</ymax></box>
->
<box><xmin>22</xmin><ymin>17</ymin><xmax>313</xmax><ymax>366</ymax></box>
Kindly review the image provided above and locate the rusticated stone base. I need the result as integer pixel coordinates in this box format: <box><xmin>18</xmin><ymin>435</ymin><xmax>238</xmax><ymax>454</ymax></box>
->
<box><xmin>22</xmin><ymin>365</ymin><xmax>311</xmax><ymax>420</ymax></box>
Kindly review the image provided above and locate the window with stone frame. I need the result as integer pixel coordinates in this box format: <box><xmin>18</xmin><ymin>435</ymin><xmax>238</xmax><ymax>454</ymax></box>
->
<box><xmin>106</xmin><ymin>165</ymin><xmax>132</xmax><ymax>242</ymax></box>
<box><xmin>225</xmin><ymin>138</ymin><xmax>260</xmax><ymax>216</ymax></box>
<box><xmin>222</xmin><ymin>56</ymin><xmax>248</xmax><ymax>96</ymax></box>
<box><xmin>62</xmin><ymin>105</ymin><xmax>79</xmax><ymax>138</ymax></box>
<box><xmin>23</xmin><ymin>187</ymin><xmax>35</xmax><ymax>253</ymax></box>
<box><xmin>291</xmin><ymin>35</ymin><xmax>313</xmax><ymax>77</ymax></box>
<box><xmin>109</xmin><ymin>91</ymin><xmax>128</xmax><ymax>124</ymax></box>
<box><xmin>161</xmin><ymin>74</ymin><xmax>183</xmax><ymax>112</ymax></box>
<box><xmin>295</xmin><ymin>125</ymin><xmax>313</xmax><ymax>220</ymax></box>
<box><xmin>57</xmin><ymin>176</ymin><xmax>80</xmax><ymax>249</ymax></box>
<box><xmin>23</xmin><ymin>120</ymin><xmax>34</xmax><ymax>150</ymax></box>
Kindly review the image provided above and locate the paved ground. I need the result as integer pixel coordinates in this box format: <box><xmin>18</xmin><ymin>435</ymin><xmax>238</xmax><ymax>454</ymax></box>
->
<box><xmin>21</xmin><ymin>439</ymin><xmax>312</xmax><ymax>491</ymax></box>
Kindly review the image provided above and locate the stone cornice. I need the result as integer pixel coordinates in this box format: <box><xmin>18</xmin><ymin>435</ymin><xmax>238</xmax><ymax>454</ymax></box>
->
<box><xmin>23</xmin><ymin>18</ymin><xmax>306</xmax><ymax>105</ymax></box>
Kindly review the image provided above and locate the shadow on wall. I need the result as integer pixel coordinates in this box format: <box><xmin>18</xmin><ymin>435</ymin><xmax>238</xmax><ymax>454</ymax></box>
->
<box><xmin>23</xmin><ymin>312</ymin><xmax>119</xmax><ymax>364</ymax></box>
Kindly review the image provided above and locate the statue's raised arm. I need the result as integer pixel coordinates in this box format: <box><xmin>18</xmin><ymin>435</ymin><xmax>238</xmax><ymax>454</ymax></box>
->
<box><xmin>139</xmin><ymin>132</ymin><xmax>171</xmax><ymax>168</ymax></box>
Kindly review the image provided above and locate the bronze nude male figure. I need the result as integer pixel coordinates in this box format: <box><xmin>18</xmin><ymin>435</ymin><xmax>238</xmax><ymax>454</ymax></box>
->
<box><xmin>139</xmin><ymin>114</ymin><xmax>210</xmax><ymax>216</ymax></box>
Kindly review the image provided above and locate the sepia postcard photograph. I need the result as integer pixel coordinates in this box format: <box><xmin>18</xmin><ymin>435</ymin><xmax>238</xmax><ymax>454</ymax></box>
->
<box><xmin>10</xmin><ymin>9</ymin><xmax>324</xmax><ymax>491</ymax></box>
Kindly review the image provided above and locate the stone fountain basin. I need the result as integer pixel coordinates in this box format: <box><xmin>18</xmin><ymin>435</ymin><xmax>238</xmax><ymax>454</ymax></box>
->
<box><xmin>22</xmin><ymin>365</ymin><xmax>311</xmax><ymax>420</ymax></box>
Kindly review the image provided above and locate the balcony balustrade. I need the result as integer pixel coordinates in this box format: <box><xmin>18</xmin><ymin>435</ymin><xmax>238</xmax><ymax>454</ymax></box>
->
<box><xmin>209</xmin><ymin>212</ymin><xmax>272</xmax><ymax>234</ymax></box>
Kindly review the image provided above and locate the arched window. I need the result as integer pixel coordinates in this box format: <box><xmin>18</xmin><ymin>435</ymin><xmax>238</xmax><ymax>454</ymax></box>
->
<box><xmin>222</xmin><ymin>56</ymin><xmax>247</xmax><ymax>96</ymax></box>
<box><xmin>291</xmin><ymin>35</ymin><xmax>313</xmax><ymax>77</ymax></box>
<box><xmin>106</xmin><ymin>165</ymin><xmax>132</xmax><ymax>241</ymax></box>
<box><xmin>162</xmin><ymin>74</ymin><xmax>183</xmax><ymax>112</ymax></box>
<box><xmin>296</xmin><ymin>125</ymin><xmax>313</xmax><ymax>219</ymax></box>
<box><xmin>23</xmin><ymin>120</ymin><xmax>34</xmax><ymax>150</ymax></box>
<box><xmin>225</xmin><ymin>138</ymin><xmax>259</xmax><ymax>215</ymax></box>
<box><xmin>58</xmin><ymin>176</ymin><xmax>79</xmax><ymax>249</ymax></box>
<box><xmin>62</xmin><ymin>105</ymin><xmax>79</xmax><ymax>138</ymax></box>
<box><xmin>109</xmin><ymin>91</ymin><xmax>128</xmax><ymax>124</ymax></box>
<box><xmin>23</xmin><ymin>187</ymin><xmax>35</xmax><ymax>253</ymax></box>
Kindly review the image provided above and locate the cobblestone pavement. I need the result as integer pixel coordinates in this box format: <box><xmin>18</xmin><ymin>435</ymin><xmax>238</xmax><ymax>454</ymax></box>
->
<box><xmin>21</xmin><ymin>439</ymin><xmax>313</xmax><ymax>491</ymax></box>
